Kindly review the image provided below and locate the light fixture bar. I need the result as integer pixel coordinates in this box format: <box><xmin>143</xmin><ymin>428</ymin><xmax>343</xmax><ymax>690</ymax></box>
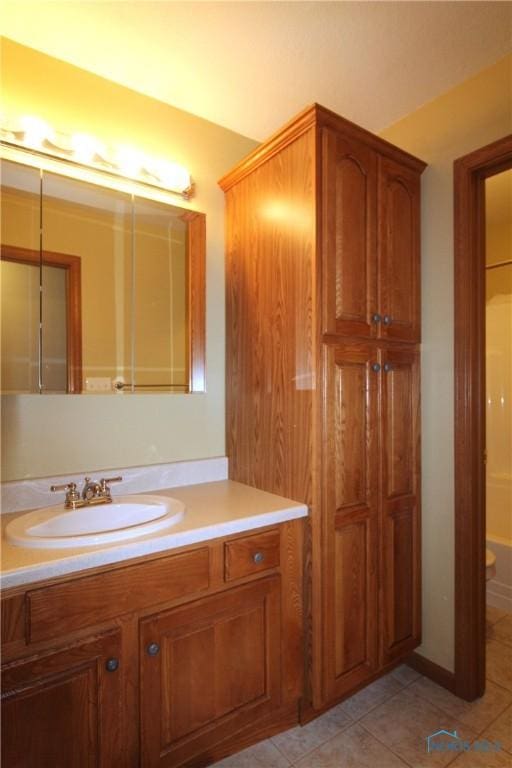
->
<box><xmin>0</xmin><ymin>118</ymin><xmax>194</xmax><ymax>200</ymax></box>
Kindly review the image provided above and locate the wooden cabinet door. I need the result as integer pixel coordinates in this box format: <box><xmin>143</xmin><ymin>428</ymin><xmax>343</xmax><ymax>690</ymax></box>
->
<box><xmin>380</xmin><ymin>347</ymin><xmax>421</xmax><ymax>663</ymax></box>
<box><xmin>378</xmin><ymin>157</ymin><xmax>421</xmax><ymax>342</ymax></box>
<box><xmin>322</xmin><ymin>343</ymin><xmax>379</xmax><ymax>703</ymax></box>
<box><xmin>322</xmin><ymin>128</ymin><xmax>378</xmax><ymax>338</ymax></box>
<box><xmin>1</xmin><ymin>630</ymin><xmax>124</xmax><ymax>768</ymax></box>
<box><xmin>140</xmin><ymin>578</ymin><xmax>281</xmax><ymax>767</ymax></box>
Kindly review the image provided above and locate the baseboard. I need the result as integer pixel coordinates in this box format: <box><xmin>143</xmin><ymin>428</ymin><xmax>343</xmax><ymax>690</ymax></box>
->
<box><xmin>407</xmin><ymin>652</ymin><xmax>456</xmax><ymax>693</ymax></box>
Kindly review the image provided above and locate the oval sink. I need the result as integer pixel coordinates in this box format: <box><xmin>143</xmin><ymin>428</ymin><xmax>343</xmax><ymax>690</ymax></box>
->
<box><xmin>5</xmin><ymin>495</ymin><xmax>185</xmax><ymax>549</ymax></box>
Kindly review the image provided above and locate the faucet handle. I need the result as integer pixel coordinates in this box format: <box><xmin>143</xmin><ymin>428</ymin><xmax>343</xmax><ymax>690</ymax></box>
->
<box><xmin>50</xmin><ymin>482</ymin><xmax>81</xmax><ymax>507</ymax></box>
<box><xmin>99</xmin><ymin>476</ymin><xmax>123</xmax><ymax>495</ymax></box>
<box><xmin>50</xmin><ymin>481</ymin><xmax>76</xmax><ymax>493</ymax></box>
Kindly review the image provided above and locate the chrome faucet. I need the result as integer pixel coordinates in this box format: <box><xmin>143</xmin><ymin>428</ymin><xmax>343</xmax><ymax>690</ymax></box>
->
<box><xmin>50</xmin><ymin>476</ymin><xmax>123</xmax><ymax>509</ymax></box>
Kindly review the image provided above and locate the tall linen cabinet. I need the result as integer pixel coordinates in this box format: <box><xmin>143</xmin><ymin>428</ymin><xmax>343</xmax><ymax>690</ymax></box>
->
<box><xmin>219</xmin><ymin>105</ymin><xmax>426</xmax><ymax>712</ymax></box>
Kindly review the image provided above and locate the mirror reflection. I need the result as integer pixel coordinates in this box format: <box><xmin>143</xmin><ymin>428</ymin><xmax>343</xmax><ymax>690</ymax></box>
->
<box><xmin>0</xmin><ymin>159</ymin><xmax>205</xmax><ymax>394</ymax></box>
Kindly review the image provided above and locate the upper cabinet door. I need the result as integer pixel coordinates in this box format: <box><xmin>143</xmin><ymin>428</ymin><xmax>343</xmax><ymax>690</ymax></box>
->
<box><xmin>378</xmin><ymin>157</ymin><xmax>421</xmax><ymax>342</ymax></box>
<box><xmin>322</xmin><ymin>129</ymin><xmax>378</xmax><ymax>338</ymax></box>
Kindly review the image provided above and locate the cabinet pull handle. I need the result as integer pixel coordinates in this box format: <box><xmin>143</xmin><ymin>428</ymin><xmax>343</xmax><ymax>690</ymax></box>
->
<box><xmin>382</xmin><ymin>315</ymin><xmax>392</xmax><ymax>326</ymax></box>
<box><xmin>371</xmin><ymin>363</ymin><xmax>381</xmax><ymax>373</ymax></box>
<box><xmin>105</xmin><ymin>657</ymin><xmax>119</xmax><ymax>672</ymax></box>
<box><xmin>146</xmin><ymin>642</ymin><xmax>160</xmax><ymax>656</ymax></box>
<box><xmin>253</xmin><ymin>552</ymin><xmax>265</xmax><ymax>564</ymax></box>
<box><xmin>384</xmin><ymin>363</ymin><xmax>393</xmax><ymax>373</ymax></box>
<box><xmin>371</xmin><ymin>313</ymin><xmax>381</xmax><ymax>324</ymax></box>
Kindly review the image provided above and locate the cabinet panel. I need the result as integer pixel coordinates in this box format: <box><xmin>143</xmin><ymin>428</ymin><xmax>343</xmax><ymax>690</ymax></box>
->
<box><xmin>140</xmin><ymin>578</ymin><xmax>281</xmax><ymax>767</ymax></box>
<box><xmin>381</xmin><ymin>348</ymin><xmax>421</xmax><ymax>662</ymax></box>
<box><xmin>385</xmin><ymin>360</ymin><xmax>413</xmax><ymax>498</ymax></box>
<box><xmin>378</xmin><ymin>157</ymin><xmax>421</xmax><ymax>342</ymax></box>
<box><xmin>322</xmin><ymin>129</ymin><xmax>378</xmax><ymax>338</ymax></box>
<box><xmin>334</xmin><ymin>518</ymin><xmax>375</xmax><ymax>677</ymax></box>
<box><xmin>323</xmin><ymin>344</ymin><xmax>379</xmax><ymax>700</ymax></box>
<box><xmin>28</xmin><ymin>547</ymin><xmax>209</xmax><ymax>643</ymax></box>
<box><xmin>1</xmin><ymin>630</ymin><xmax>123</xmax><ymax>768</ymax></box>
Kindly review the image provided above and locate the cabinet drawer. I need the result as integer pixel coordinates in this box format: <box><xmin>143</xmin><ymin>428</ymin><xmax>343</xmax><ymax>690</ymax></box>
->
<box><xmin>27</xmin><ymin>547</ymin><xmax>210</xmax><ymax>643</ymax></box>
<box><xmin>224</xmin><ymin>530</ymin><xmax>280</xmax><ymax>582</ymax></box>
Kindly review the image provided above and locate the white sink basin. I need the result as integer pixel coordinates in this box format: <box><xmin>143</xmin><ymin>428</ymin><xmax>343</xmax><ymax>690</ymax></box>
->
<box><xmin>5</xmin><ymin>495</ymin><xmax>185</xmax><ymax>549</ymax></box>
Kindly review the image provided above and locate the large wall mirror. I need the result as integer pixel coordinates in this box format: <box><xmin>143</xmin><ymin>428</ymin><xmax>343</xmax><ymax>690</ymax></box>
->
<box><xmin>0</xmin><ymin>158</ymin><xmax>205</xmax><ymax>394</ymax></box>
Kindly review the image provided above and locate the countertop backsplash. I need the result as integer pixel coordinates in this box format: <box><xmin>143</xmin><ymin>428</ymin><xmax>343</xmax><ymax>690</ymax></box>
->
<box><xmin>0</xmin><ymin>457</ymin><xmax>228</xmax><ymax>516</ymax></box>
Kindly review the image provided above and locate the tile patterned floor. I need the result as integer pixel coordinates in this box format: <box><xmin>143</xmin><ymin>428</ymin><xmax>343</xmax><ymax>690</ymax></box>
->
<box><xmin>213</xmin><ymin>607</ymin><xmax>512</xmax><ymax>767</ymax></box>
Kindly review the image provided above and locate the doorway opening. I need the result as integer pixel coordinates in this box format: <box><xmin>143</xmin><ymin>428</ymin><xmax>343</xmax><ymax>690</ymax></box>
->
<box><xmin>454</xmin><ymin>134</ymin><xmax>512</xmax><ymax>701</ymax></box>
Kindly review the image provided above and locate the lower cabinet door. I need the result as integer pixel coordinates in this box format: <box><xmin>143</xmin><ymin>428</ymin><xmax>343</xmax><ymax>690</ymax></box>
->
<box><xmin>322</xmin><ymin>344</ymin><xmax>380</xmax><ymax>704</ymax></box>
<box><xmin>1</xmin><ymin>629</ymin><xmax>124</xmax><ymax>768</ymax></box>
<box><xmin>140</xmin><ymin>577</ymin><xmax>281</xmax><ymax>767</ymax></box>
<box><xmin>380</xmin><ymin>346</ymin><xmax>421</xmax><ymax>663</ymax></box>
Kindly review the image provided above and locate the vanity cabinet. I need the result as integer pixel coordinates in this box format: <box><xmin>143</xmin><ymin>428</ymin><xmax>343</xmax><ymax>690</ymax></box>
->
<box><xmin>219</xmin><ymin>103</ymin><xmax>425</xmax><ymax>712</ymax></box>
<box><xmin>1</xmin><ymin>520</ymin><xmax>304</xmax><ymax>767</ymax></box>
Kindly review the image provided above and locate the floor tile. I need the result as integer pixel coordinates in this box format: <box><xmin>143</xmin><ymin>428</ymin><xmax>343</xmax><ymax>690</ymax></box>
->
<box><xmin>487</xmin><ymin>640</ymin><xmax>512</xmax><ymax>692</ymax></box>
<box><xmin>294</xmin><ymin>722</ymin><xmax>408</xmax><ymax>768</ymax></box>
<box><xmin>482</xmin><ymin>704</ymin><xmax>512</xmax><ymax>754</ymax></box>
<box><xmin>391</xmin><ymin>664</ymin><xmax>422</xmax><ymax>687</ymax></box>
<box><xmin>487</xmin><ymin>606</ymin><xmax>509</xmax><ymax>626</ymax></box>
<box><xmin>212</xmin><ymin>739</ymin><xmax>291</xmax><ymax>767</ymax></box>
<box><xmin>408</xmin><ymin>676</ymin><xmax>512</xmax><ymax>733</ymax></box>
<box><xmin>271</xmin><ymin>702</ymin><xmax>352</xmax><ymax>763</ymax></box>
<box><xmin>340</xmin><ymin>673</ymin><xmax>403</xmax><ymax>721</ymax></box>
<box><xmin>490</xmin><ymin>616</ymin><xmax>512</xmax><ymax>649</ymax></box>
<box><xmin>360</xmin><ymin>687</ymin><xmax>478</xmax><ymax>767</ymax></box>
<box><xmin>449</xmin><ymin>745</ymin><xmax>512</xmax><ymax>766</ymax></box>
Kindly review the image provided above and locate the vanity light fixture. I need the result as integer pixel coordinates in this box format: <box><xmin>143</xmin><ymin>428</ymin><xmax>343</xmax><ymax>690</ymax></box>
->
<box><xmin>0</xmin><ymin>115</ymin><xmax>194</xmax><ymax>199</ymax></box>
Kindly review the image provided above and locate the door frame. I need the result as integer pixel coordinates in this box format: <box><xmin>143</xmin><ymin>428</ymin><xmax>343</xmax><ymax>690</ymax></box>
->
<box><xmin>0</xmin><ymin>244</ymin><xmax>82</xmax><ymax>393</ymax></box>
<box><xmin>454</xmin><ymin>134</ymin><xmax>512</xmax><ymax>700</ymax></box>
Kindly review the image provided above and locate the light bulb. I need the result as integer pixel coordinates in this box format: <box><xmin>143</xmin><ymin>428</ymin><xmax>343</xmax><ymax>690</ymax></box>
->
<box><xmin>154</xmin><ymin>160</ymin><xmax>191</xmax><ymax>192</ymax></box>
<box><xmin>20</xmin><ymin>116</ymin><xmax>53</xmax><ymax>148</ymax></box>
<box><xmin>115</xmin><ymin>145</ymin><xmax>144</xmax><ymax>177</ymax></box>
<box><xmin>71</xmin><ymin>133</ymin><xmax>105</xmax><ymax>164</ymax></box>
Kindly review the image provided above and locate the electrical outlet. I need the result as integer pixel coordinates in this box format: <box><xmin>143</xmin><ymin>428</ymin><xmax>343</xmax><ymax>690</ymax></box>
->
<box><xmin>85</xmin><ymin>377</ymin><xmax>112</xmax><ymax>392</ymax></box>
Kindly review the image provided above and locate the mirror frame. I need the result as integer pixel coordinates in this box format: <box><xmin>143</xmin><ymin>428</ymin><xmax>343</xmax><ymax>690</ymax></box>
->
<box><xmin>183</xmin><ymin>211</ymin><xmax>206</xmax><ymax>393</ymax></box>
<box><xmin>0</xmin><ymin>151</ymin><xmax>206</xmax><ymax>395</ymax></box>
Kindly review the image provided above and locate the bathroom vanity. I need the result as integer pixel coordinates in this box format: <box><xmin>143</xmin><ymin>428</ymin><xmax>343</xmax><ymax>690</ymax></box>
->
<box><xmin>1</xmin><ymin>481</ymin><xmax>307</xmax><ymax>767</ymax></box>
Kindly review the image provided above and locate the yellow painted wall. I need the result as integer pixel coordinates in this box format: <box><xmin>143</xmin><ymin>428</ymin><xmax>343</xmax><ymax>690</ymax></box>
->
<box><xmin>0</xmin><ymin>37</ymin><xmax>257</xmax><ymax>480</ymax></box>
<box><xmin>380</xmin><ymin>54</ymin><xmax>512</xmax><ymax>671</ymax></box>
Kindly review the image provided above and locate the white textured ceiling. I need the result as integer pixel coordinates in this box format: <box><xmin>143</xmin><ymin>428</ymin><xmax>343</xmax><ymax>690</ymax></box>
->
<box><xmin>1</xmin><ymin>1</ymin><xmax>511</xmax><ymax>140</ymax></box>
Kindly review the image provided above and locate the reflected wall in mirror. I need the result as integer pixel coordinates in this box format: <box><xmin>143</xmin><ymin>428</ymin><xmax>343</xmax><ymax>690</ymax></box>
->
<box><xmin>0</xmin><ymin>158</ymin><xmax>205</xmax><ymax>394</ymax></box>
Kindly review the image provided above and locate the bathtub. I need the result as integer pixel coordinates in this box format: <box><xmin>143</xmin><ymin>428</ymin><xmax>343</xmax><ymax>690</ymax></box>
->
<box><xmin>486</xmin><ymin>471</ymin><xmax>512</xmax><ymax>611</ymax></box>
<box><xmin>486</xmin><ymin>535</ymin><xmax>512</xmax><ymax>612</ymax></box>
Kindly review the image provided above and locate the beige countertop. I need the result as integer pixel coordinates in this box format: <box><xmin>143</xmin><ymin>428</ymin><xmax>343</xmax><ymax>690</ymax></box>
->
<box><xmin>1</xmin><ymin>480</ymin><xmax>308</xmax><ymax>589</ymax></box>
